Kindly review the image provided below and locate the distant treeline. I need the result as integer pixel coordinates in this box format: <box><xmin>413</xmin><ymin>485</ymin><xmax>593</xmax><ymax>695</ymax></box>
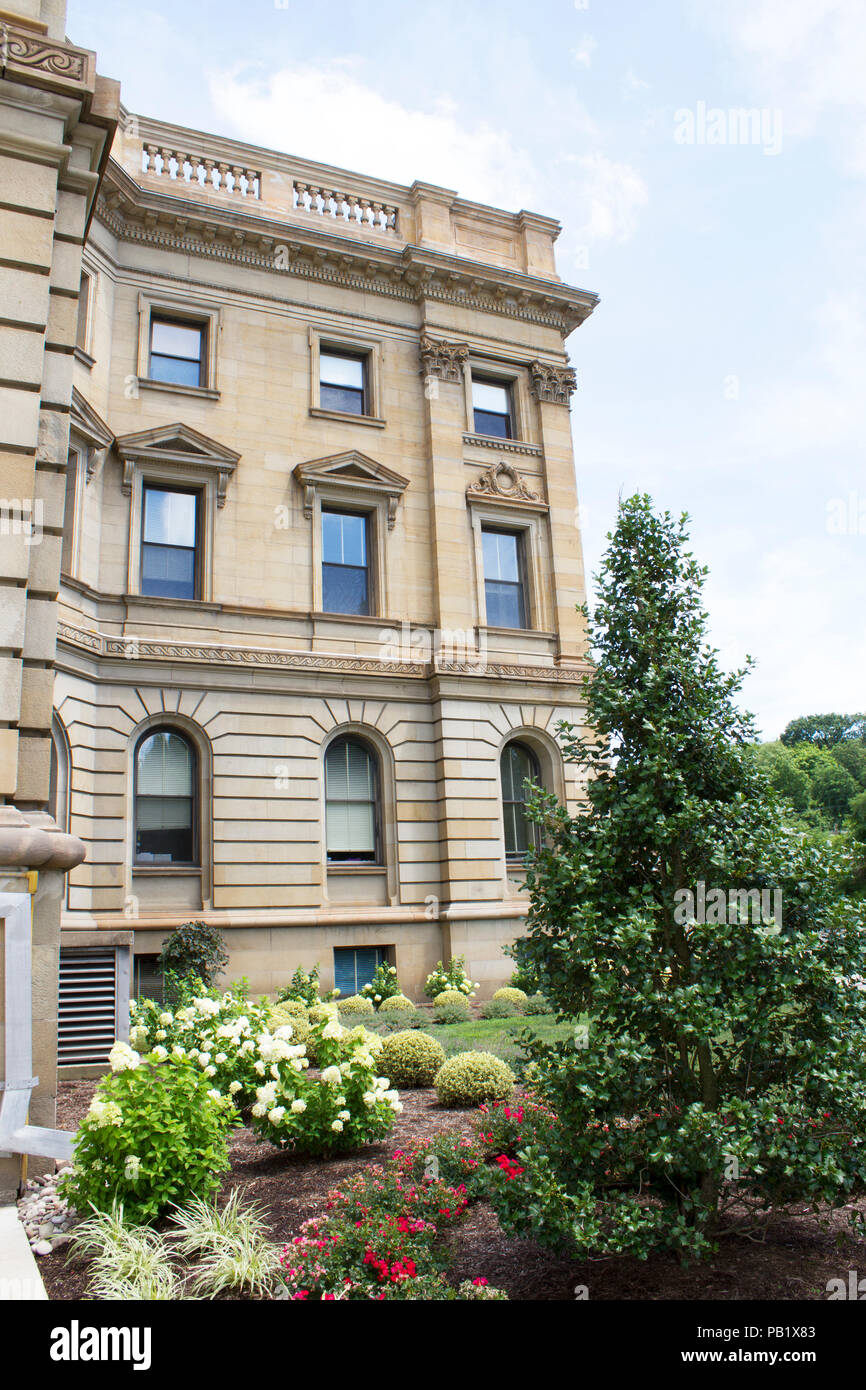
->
<box><xmin>752</xmin><ymin>711</ymin><xmax>866</xmax><ymax>838</ymax></box>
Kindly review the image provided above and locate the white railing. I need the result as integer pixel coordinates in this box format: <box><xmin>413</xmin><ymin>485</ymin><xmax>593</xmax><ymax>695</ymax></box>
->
<box><xmin>142</xmin><ymin>145</ymin><xmax>261</xmax><ymax>198</ymax></box>
<box><xmin>291</xmin><ymin>181</ymin><xmax>398</xmax><ymax>233</ymax></box>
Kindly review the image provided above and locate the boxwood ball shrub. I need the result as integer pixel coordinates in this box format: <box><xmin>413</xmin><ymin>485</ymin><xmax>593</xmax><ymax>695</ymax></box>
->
<box><xmin>271</xmin><ymin>998</ymin><xmax>308</xmax><ymax>1023</ymax></box>
<box><xmin>434</xmin><ymin>1052</ymin><xmax>515</xmax><ymax>1108</ymax></box>
<box><xmin>479</xmin><ymin>998</ymin><xmax>518</xmax><ymax>1019</ymax></box>
<box><xmin>338</xmin><ymin>994</ymin><xmax>376</xmax><ymax>1018</ymax></box>
<box><xmin>434</xmin><ymin>988</ymin><xmax>469</xmax><ymax>1008</ymax></box>
<box><xmin>377</xmin><ymin>994</ymin><xmax>416</xmax><ymax>1014</ymax></box>
<box><xmin>379</xmin><ymin>1031</ymin><xmax>447</xmax><ymax>1087</ymax></box>
<box><xmin>493</xmin><ymin>987</ymin><xmax>527</xmax><ymax>1008</ymax></box>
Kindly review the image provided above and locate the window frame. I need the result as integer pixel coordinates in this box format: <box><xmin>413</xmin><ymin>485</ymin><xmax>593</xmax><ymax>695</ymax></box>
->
<box><xmin>133</xmin><ymin>727</ymin><xmax>199</xmax><ymax>869</ymax></box>
<box><xmin>324</xmin><ymin>734</ymin><xmax>383</xmax><ymax>867</ymax></box>
<box><xmin>136</xmin><ymin>292</ymin><xmax>222</xmax><ymax>399</ymax></box>
<box><xmin>309</xmin><ymin>328</ymin><xmax>384</xmax><ymax>427</ymax></box>
<box><xmin>148</xmin><ymin>315</ymin><xmax>207</xmax><ymax>390</ymax></box>
<box><xmin>320</xmin><ymin>506</ymin><xmax>372</xmax><ymax>617</ymax></box>
<box><xmin>74</xmin><ymin>268</ymin><xmax>95</xmax><ymax>362</ymax></box>
<box><xmin>471</xmin><ymin>374</ymin><xmax>514</xmax><ymax>439</ymax></box>
<box><xmin>501</xmin><ymin>740</ymin><xmax>543</xmax><ymax>865</ymax></box>
<box><xmin>480</xmin><ymin>525</ymin><xmax>529</xmax><ymax>630</ymax></box>
<box><xmin>139</xmin><ymin>482</ymin><xmax>202</xmax><ymax>602</ymax></box>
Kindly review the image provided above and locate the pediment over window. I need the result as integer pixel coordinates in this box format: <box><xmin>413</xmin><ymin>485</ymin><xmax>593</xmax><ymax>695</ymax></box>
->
<box><xmin>293</xmin><ymin>450</ymin><xmax>409</xmax><ymax>529</ymax></box>
<box><xmin>71</xmin><ymin>388</ymin><xmax>114</xmax><ymax>452</ymax></box>
<box><xmin>116</xmin><ymin>422</ymin><xmax>241</xmax><ymax>507</ymax></box>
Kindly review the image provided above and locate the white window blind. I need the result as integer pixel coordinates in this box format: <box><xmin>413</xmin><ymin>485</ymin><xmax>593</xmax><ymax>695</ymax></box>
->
<box><xmin>138</xmin><ymin>730</ymin><xmax>193</xmax><ymax>796</ymax></box>
<box><xmin>325</xmin><ymin>739</ymin><xmax>376</xmax><ymax>854</ymax></box>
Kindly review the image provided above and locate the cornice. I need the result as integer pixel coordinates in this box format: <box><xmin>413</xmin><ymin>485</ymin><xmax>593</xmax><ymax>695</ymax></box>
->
<box><xmin>56</xmin><ymin>620</ymin><xmax>589</xmax><ymax>685</ymax></box>
<box><xmin>95</xmin><ymin>162</ymin><xmax>597</xmax><ymax>338</ymax></box>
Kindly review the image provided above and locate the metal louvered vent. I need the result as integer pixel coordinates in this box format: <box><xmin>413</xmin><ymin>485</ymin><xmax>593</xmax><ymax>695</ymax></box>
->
<box><xmin>58</xmin><ymin>949</ymin><xmax>118</xmax><ymax>1065</ymax></box>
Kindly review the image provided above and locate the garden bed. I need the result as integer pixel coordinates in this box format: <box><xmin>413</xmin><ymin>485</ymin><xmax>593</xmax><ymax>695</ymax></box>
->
<box><xmin>42</xmin><ymin>1079</ymin><xmax>866</xmax><ymax>1302</ymax></box>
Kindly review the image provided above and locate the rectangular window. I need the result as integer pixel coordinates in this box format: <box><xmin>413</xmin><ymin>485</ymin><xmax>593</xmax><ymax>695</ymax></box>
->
<box><xmin>320</xmin><ymin>351</ymin><xmax>366</xmax><ymax>415</ymax></box>
<box><xmin>75</xmin><ymin>271</ymin><xmax>91</xmax><ymax>351</ymax></box>
<box><xmin>322</xmin><ymin>509</ymin><xmax>370</xmax><ymax>615</ymax></box>
<box><xmin>141</xmin><ymin>486</ymin><xmax>200</xmax><ymax>600</ymax></box>
<box><xmin>133</xmin><ymin>954</ymin><xmax>165</xmax><ymax>1004</ymax></box>
<box><xmin>472</xmin><ymin>377</ymin><xmax>513</xmax><ymax>438</ymax></box>
<box><xmin>482</xmin><ymin>527</ymin><xmax>527</xmax><ymax>628</ymax></box>
<box><xmin>149</xmin><ymin>317</ymin><xmax>205</xmax><ymax>387</ymax></box>
<box><xmin>333</xmin><ymin>946</ymin><xmax>386</xmax><ymax>997</ymax></box>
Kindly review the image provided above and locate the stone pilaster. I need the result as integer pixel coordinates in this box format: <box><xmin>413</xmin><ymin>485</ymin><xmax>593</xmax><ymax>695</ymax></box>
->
<box><xmin>0</xmin><ymin>2</ymin><xmax>116</xmax><ymax>1198</ymax></box>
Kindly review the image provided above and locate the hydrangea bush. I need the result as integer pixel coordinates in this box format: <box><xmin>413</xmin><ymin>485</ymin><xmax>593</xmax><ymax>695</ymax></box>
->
<box><xmin>248</xmin><ymin>1010</ymin><xmax>402</xmax><ymax>1156</ymax></box>
<box><xmin>423</xmin><ymin>955</ymin><xmax>478</xmax><ymax>1001</ymax></box>
<box><xmin>360</xmin><ymin>962</ymin><xmax>403</xmax><ymax>1006</ymax></box>
<box><xmin>128</xmin><ymin>992</ymin><xmax>401</xmax><ymax>1158</ymax></box>
<box><xmin>59</xmin><ymin>1042</ymin><xmax>238</xmax><ymax>1223</ymax></box>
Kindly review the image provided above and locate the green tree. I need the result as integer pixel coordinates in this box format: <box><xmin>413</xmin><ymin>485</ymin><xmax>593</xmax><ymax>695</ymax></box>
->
<box><xmin>750</xmin><ymin>742</ymin><xmax>811</xmax><ymax>814</ymax></box>
<box><xmin>781</xmin><ymin>713</ymin><xmax>866</xmax><ymax>748</ymax></box>
<box><xmin>810</xmin><ymin>757</ymin><xmax>859</xmax><ymax>828</ymax></box>
<box><xmin>831</xmin><ymin>741</ymin><xmax>866</xmax><ymax>791</ymax></box>
<box><xmin>505</xmin><ymin>496</ymin><xmax>866</xmax><ymax>1262</ymax></box>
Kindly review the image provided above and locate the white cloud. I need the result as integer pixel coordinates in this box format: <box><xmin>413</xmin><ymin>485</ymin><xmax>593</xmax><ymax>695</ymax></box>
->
<box><xmin>572</xmin><ymin>37</ymin><xmax>597</xmax><ymax>68</ymax></box>
<box><xmin>207</xmin><ymin>60</ymin><xmax>542</xmax><ymax>212</ymax></box>
<box><xmin>694</xmin><ymin>0</ymin><xmax>866</xmax><ymax>173</ymax></box>
<box><xmin>563</xmin><ymin>152</ymin><xmax>649</xmax><ymax>243</ymax></box>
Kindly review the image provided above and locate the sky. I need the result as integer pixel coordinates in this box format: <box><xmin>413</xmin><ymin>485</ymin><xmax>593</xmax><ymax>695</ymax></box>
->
<box><xmin>67</xmin><ymin>0</ymin><xmax>866</xmax><ymax>739</ymax></box>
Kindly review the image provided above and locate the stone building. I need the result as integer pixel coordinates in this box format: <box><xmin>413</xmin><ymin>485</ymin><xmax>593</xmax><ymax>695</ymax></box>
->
<box><xmin>2</xmin><ymin>4</ymin><xmax>598</xmax><ymax>1098</ymax></box>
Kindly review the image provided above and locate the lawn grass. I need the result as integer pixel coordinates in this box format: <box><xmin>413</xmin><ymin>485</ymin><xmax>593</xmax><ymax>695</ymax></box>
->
<box><xmin>421</xmin><ymin>1013</ymin><xmax>577</xmax><ymax>1064</ymax></box>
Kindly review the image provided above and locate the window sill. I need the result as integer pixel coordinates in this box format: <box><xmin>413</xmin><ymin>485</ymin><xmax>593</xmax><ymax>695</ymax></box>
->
<box><xmin>482</xmin><ymin>624</ymin><xmax>555</xmax><ymax>637</ymax></box>
<box><xmin>312</xmin><ymin>610</ymin><xmax>389</xmax><ymax>626</ymax></box>
<box><xmin>132</xmin><ymin>865</ymin><xmax>202</xmax><ymax>875</ymax></box>
<box><xmin>73</xmin><ymin>346</ymin><xmax>95</xmax><ymax>369</ymax></box>
<box><xmin>125</xmin><ymin>593</ymin><xmax>221</xmax><ymax>612</ymax></box>
<box><xmin>327</xmin><ymin>864</ymin><xmax>386</xmax><ymax>875</ymax></box>
<box><xmin>310</xmin><ymin>407</ymin><xmax>385</xmax><ymax>428</ymax></box>
<box><xmin>138</xmin><ymin>377</ymin><xmax>220</xmax><ymax>402</ymax></box>
<box><xmin>463</xmin><ymin>432</ymin><xmax>542</xmax><ymax>456</ymax></box>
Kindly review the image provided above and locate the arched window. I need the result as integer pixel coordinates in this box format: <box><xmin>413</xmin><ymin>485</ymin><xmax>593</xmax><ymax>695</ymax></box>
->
<box><xmin>325</xmin><ymin>736</ymin><xmax>380</xmax><ymax>865</ymax></box>
<box><xmin>135</xmin><ymin>728</ymin><xmax>197</xmax><ymax>865</ymax></box>
<box><xmin>501</xmin><ymin>741</ymin><xmax>541</xmax><ymax>862</ymax></box>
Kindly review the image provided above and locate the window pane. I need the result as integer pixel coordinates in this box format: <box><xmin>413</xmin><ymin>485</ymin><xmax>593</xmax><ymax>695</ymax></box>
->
<box><xmin>320</xmin><ymin>353</ymin><xmax>365</xmax><ymax>389</ymax></box>
<box><xmin>482</xmin><ymin>529</ymin><xmax>520</xmax><ymax>582</ymax></box>
<box><xmin>149</xmin><ymin>354</ymin><xmax>202</xmax><ymax>387</ymax></box>
<box><xmin>485</xmin><ymin>580</ymin><xmax>525</xmax><ymax>628</ymax></box>
<box><xmin>151</xmin><ymin>321</ymin><xmax>203</xmax><ymax>361</ymax></box>
<box><xmin>320</xmin><ymin>383</ymin><xmax>365</xmax><ymax>414</ymax></box>
<box><xmin>322</xmin><ymin>564</ymin><xmax>369</xmax><ymax>615</ymax></box>
<box><xmin>325</xmin><ymin>739</ymin><xmax>378</xmax><ymax>859</ymax></box>
<box><xmin>322</xmin><ymin>511</ymin><xmax>366</xmax><ymax>566</ymax></box>
<box><xmin>472</xmin><ymin>380</ymin><xmax>510</xmax><ymax>414</ymax></box>
<box><xmin>137</xmin><ymin>731</ymin><xmax>193</xmax><ymax>796</ymax></box>
<box><xmin>144</xmin><ymin>489</ymin><xmax>197</xmax><ymax>547</ymax></box>
<box><xmin>141</xmin><ymin>544</ymin><xmax>196</xmax><ymax>600</ymax></box>
<box><xmin>501</xmin><ymin>743</ymin><xmax>539</xmax><ymax>859</ymax></box>
<box><xmin>136</xmin><ymin>731</ymin><xmax>195</xmax><ymax>864</ymax></box>
<box><xmin>75</xmin><ymin>274</ymin><xmax>90</xmax><ymax>349</ymax></box>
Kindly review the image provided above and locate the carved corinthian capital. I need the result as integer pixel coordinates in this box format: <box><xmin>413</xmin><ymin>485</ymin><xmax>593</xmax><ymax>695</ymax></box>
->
<box><xmin>419</xmin><ymin>333</ymin><xmax>469</xmax><ymax>383</ymax></box>
<box><xmin>529</xmin><ymin>360</ymin><xmax>577</xmax><ymax>405</ymax></box>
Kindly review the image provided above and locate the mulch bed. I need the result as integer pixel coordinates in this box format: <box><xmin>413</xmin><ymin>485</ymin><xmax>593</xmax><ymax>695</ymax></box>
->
<box><xmin>42</xmin><ymin>1080</ymin><xmax>866</xmax><ymax>1301</ymax></box>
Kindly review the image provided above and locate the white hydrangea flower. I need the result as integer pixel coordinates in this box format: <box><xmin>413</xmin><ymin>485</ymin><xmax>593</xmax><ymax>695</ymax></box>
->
<box><xmin>321</xmin><ymin>1020</ymin><xmax>343</xmax><ymax>1040</ymax></box>
<box><xmin>321</xmin><ymin>1066</ymin><xmax>342</xmax><ymax>1085</ymax></box>
<box><xmin>150</xmin><ymin>1045</ymin><xmax>168</xmax><ymax>1061</ymax></box>
<box><xmin>109</xmin><ymin>1041</ymin><xmax>140</xmax><ymax>1073</ymax></box>
<box><xmin>337</xmin><ymin>1109</ymin><xmax>350</xmax><ymax>1121</ymax></box>
<box><xmin>251</xmin><ymin>1102</ymin><xmax>266</xmax><ymax>1118</ymax></box>
<box><xmin>362</xmin><ymin>1092</ymin><xmax>376</xmax><ymax>1107</ymax></box>
<box><xmin>123</xmin><ymin>1154</ymin><xmax>141</xmax><ymax>1180</ymax></box>
<box><xmin>268</xmin><ymin>1106</ymin><xmax>286</xmax><ymax>1123</ymax></box>
<box><xmin>331</xmin><ymin>1119</ymin><xmax>344</xmax><ymax>1133</ymax></box>
<box><xmin>291</xmin><ymin>1099</ymin><xmax>306</xmax><ymax>1114</ymax></box>
<box><xmin>229</xmin><ymin>1080</ymin><xmax>242</xmax><ymax>1095</ymax></box>
<box><xmin>204</xmin><ymin>1065</ymin><xmax>216</xmax><ymax>1077</ymax></box>
<box><xmin>159</xmin><ymin>1012</ymin><xmax>173</xmax><ymax>1026</ymax></box>
<box><xmin>155</xmin><ymin>1029</ymin><xmax>167</xmax><ymax>1041</ymax></box>
<box><xmin>207</xmin><ymin>1089</ymin><xmax>221</xmax><ymax>1102</ymax></box>
<box><xmin>215</xmin><ymin>1052</ymin><xmax>227</xmax><ymax>1065</ymax></box>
